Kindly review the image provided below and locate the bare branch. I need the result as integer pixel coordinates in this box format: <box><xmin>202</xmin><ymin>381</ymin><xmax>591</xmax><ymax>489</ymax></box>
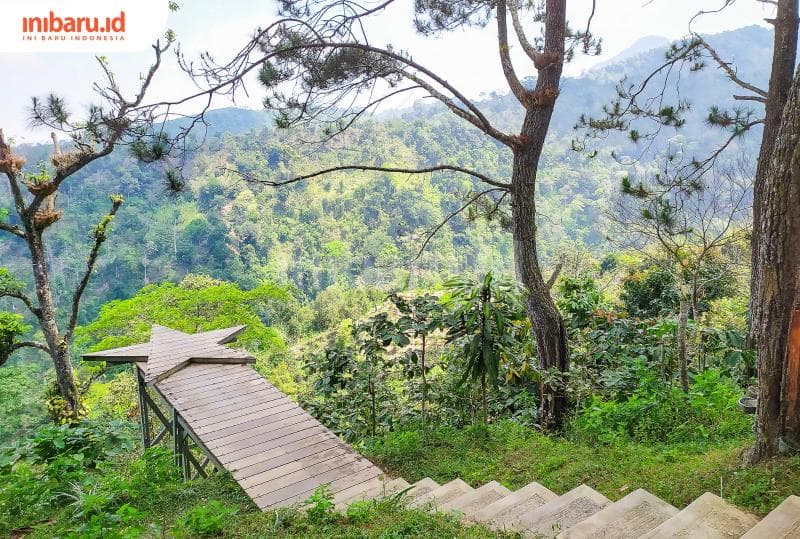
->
<box><xmin>696</xmin><ymin>35</ymin><xmax>768</xmax><ymax>98</ymax></box>
<box><xmin>413</xmin><ymin>188</ymin><xmax>504</xmax><ymax>261</ymax></box>
<box><xmin>11</xmin><ymin>341</ymin><xmax>50</xmax><ymax>353</ymax></box>
<box><xmin>497</xmin><ymin>0</ymin><xmax>531</xmax><ymax>105</ymax></box>
<box><xmin>1</xmin><ymin>341</ymin><xmax>50</xmax><ymax>366</ymax></box>
<box><xmin>734</xmin><ymin>94</ymin><xmax>768</xmax><ymax>103</ymax></box>
<box><xmin>228</xmin><ymin>164</ymin><xmax>512</xmax><ymax>190</ymax></box>
<box><xmin>0</xmin><ymin>222</ymin><xmax>25</xmax><ymax>239</ymax></box>
<box><xmin>64</xmin><ymin>195</ymin><xmax>123</xmax><ymax>342</ymax></box>
<box><xmin>507</xmin><ymin>0</ymin><xmax>544</xmax><ymax>64</ymax></box>
<box><xmin>0</xmin><ymin>289</ymin><xmax>42</xmax><ymax>320</ymax></box>
<box><xmin>546</xmin><ymin>256</ymin><xmax>565</xmax><ymax>289</ymax></box>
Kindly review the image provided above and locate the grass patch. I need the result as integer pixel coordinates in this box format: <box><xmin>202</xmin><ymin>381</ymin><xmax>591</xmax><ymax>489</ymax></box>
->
<box><xmin>365</xmin><ymin>420</ymin><xmax>800</xmax><ymax>516</ymax></box>
<box><xmin>3</xmin><ymin>445</ymin><xmax>514</xmax><ymax>538</ymax></box>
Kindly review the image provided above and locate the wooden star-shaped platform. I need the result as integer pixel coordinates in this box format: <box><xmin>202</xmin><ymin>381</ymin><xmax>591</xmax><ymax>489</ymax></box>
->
<box><xmin>83</xmin><ymin>324</ymin><xmax>256</xmax><ymax>384</ymax></box>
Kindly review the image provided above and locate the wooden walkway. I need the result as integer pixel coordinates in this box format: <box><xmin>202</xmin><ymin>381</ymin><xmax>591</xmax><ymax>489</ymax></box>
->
<box><xmin>83</xmin><ymin>325</ymin><xmax>383</xmax><ymax>509</ymax></box>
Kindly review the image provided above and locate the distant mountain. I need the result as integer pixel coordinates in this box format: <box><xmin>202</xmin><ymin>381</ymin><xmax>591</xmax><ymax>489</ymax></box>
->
<box><xmin>0</xmin><ymin>25</ymin><xmax>770</xmax><ymax>324</ymax></box>
<box><xmin>199</xmin><ymin>25</ymin><xmax>772</xmax><ymax>145</ymax></box>
<box><xmin>588</xmin><ymin>35</ymin><xmax>671</xmax><ymax>72</ymax></box>
<box><xmin>166</xmin><ymin>107</ymin><xmax>272</xmax><ymax>138</ymax></box>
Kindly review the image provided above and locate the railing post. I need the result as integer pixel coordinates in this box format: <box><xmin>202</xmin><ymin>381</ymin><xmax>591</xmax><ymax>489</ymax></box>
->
<box><xmin>136</xmin><ymin>366</ymin><xmax>151</xmax><ymax>450</ymax></box>
<box><xmin>173</xmin><ymin>408</ymin><xmax>182</xmax><ymax>469</ymax></box>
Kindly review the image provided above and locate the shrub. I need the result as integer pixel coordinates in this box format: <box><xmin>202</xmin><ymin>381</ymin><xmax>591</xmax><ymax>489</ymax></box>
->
<box><xmin>173</xmin><ymin>500</ymin><xmax>238</xmax><ymax>537</ymax></box>
<box><xmin>569</xmin><ymin>369</ymin><xmax>751</xmax><ymax>446</ymax></box>
<box><xmin>621</xmin><ymin>265</ymin><xmax>680</xmax><ymax>318</ymax></box>
<box><xmin>2</xmin><ymin>419</ymin><xmax>137</xmax><ymax>472</ymax></box>
<box><xmin>305</xmin><ymin>485</ymin><xmax>336</xmax><ymax>524</ymax></box>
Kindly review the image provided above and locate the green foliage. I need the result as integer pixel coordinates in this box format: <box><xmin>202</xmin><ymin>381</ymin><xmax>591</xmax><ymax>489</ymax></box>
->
<box><xmin>304</xmin><ymin>485</ymin><xmax>336</xmax><ymax>524</ymax></box>
<box><xmin>311</xmin><ymin>284</ymin><xmax>382</xmax><ymax>331</ymax></box>
<box><xmin>75</xmin><ymin>275</ymin><xmax>290</xmax><ymax>354</ymax></box>
<box><xmin>173</xmin><ymin>500</ymin><xmax>238</xmax><ymax>537</ymax></box>
<box><xmin>1</xmin><ymin>419</ymin><xmax>137</xmax><ymax>471</ymax></box>
<box><xmin>0</xmin><ymin>312</ymin><xmax>31</xmax><ymax>365</ymax></box>
<box><xmin>556</xmin><ymin>275</ymin><xmax>606</xmax><ymax>329</ymax></box>
<box><xmin>0</xmin><ymin>420</ymin><xmax>138</xmax><ymax>534</ymax></box>
<box><xmin>621</xmin><ymin>265</ymin><xmax>680</xmax><ymax>317</ymax></box>
<box><xmin>442</xmin><ymin>273</ymin><xmax>525</xmax><ymax>397</ymax></box>
<box><xmin>570</xmin><ymin>369</ymin><xmax>751</xmax><ymax>445</ymax></box>
<box><xmin>0</xmin><ymin>365</ymin><xmax>48</xmax><ymax>443</ymax></box>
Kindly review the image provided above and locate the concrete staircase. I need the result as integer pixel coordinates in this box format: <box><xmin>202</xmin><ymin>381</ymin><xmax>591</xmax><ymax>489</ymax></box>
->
<box><xmin>333</xmin><ymin>475</ymin><xmax>800</xmax><ymax>538</ymax></box>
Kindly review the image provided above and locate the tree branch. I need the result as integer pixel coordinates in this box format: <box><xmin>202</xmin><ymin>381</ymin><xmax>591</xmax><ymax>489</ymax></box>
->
<box><xmin>64</xmin><ymin>195</ymin><xmax>123</xmax><ymax>342</ymax></box>
<box><xmin>1</xmin><ymin>290</ymin><xmax>42</xmax><ymax>319</ymax></box>
<box><xmin>228</xmin><ymin>164</ymin><xmax>512</xmax><ymax>190</ymax></box>
<box><xmin>696</xmin><ymin>36</ymin><xmax>768</xmax><ymax>98</ymax></box>
<box><xmin>0</xmin><ymin>222</ymin><xmax>25</xmax><ymax>239</ymax></box>
<box><xmin>497</xmin><ymin>0</ymin><xmax>531</xmax><ymax>105</ymax></box>
<box><xmin>412</xmin><ymin>188</ymin><xmax>504</xmax><ymax>261</ymax></box>
<box><xmin>11</xmin><ymin>341</ymin><xmax>50</xmax><ymax>353</ymax></box>
<box><xmin>546</xmin><ymin>256</ymin><xmax>565</xmax><ymax>289</ymax></box>
<box><xmin>507</xmin><ymin>0</ymin><xmax>544</xmax><ymax>65</ymax></box>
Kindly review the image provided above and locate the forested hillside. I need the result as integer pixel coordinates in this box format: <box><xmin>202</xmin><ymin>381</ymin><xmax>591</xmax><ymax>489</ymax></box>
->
<box><xmin>0</xmin><ymin>26</ymin><xmax>767</xmax><ymax>324</ymax></box>
<box><xmin>3</xmin><ymin>19</ymin><xmax>795</xmax><ymax>538</ymax></box>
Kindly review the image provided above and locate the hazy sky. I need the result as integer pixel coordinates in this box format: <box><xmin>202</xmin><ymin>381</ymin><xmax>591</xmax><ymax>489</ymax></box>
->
<box><xmin>1</xmin><ymin>0</ymin><xmax>775</xmax><ymax>141</ymax></box>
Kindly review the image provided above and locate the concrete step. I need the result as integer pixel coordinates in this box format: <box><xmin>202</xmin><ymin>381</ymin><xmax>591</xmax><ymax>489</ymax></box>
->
<box><xmin>334</xmin><ymin>476</ymin><xmax>410</xmax><ymax>508</ymax></box>
<box><xmin>511</xmin><ymin>484</ymin><xmax>610</xmax><ymax>537</ymax></box>
<box><xmin>404</xmin><ymin>477</ymin><xmax>440</xmax><ymax>501</ymax></box>
<box><xmin>384</xmin><ymin>477</ymin><xmax>412</xmax><ymax>496</ymax></box>
<box><xmin>437</xmin><ymin>480</ymin><xmax>512</xmax><ymax>516</ymax></box>
<box><xmin>409</xmin><ymin>478</ymin><xmax>474</xmax><ymax>510</ymax></box>
<box><xmin>470</xmin><ymin>481</ymin><xmax>558</xmax><ymax>527</ymax></box>
<box><xmin>332</xmin><ymin>475</ymin><xmax>385</xmax><ymax>509</ymax></box>
<box><xmin>556</xmin><ymin>489</ymin><xmax>679</xmax><ymax>538</ymax></box>
<box><xmin>640</xmin><ymin>492</ymin><xmax>758</xmax><ymax>539</ymax></box>
<box><xmin>741</xmin><ymin>495</ymin><xmax>800</xmax><ymax>538</ymax></box>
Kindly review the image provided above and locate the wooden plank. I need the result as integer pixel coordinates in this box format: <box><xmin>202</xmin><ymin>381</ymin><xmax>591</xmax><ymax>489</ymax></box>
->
<box><xmin>160</xmin><ymin>380</ymin><xmax>264</xmax><ymax>410</ymax></box>
<box><xmin>326</xmin><ymin>466</ymin><xmax>385</xmax><ymax>502</ymax></box>
<box><xmin>155</xmin><ymin>365</ymin><xmax>239</xmax><ymax>389</ymax></box>
<box><xmin>247</xmin><ymin>451</ymin><xmax>362</xmax><ymax>497</ymax></box>
<box><xmin>175</xmin><ymin>388</ymin><xmax>285</xmax><ymax>421</ymax></box>
<box><xmin>161</xmin><ymin>364</ymin><xmax>240</xmax><ymax>384</ymax></box>
<box><xmin>227</xmin><ymin>432</ymin><xmax>337</xmax><ymax>472</ymax></box>
<box><xmin>162</xmin><ymin>376</ymin><xmax>266</xmax><ymax>403</ymax></box>
<box><xmin>190</xmin><ymin>400</ymin><xmax>299</xmax><ymax>431</ymax></box>
<box><xmin>195</xmin><ymin>400</ymin><xmax>301</xmax><ymax>432</ymax></box>
<box><xmin>253</xmin><ymin>457</ymin><xmax>376</xmax><ymax>509</ymax></box>
<box><xmin>181</xmin><ymin>392</ymin><xmax>287</xmax><ymax>424</ymax></box>
<box><xmin>189</xmin><ymin>402</ymin><xmax>300</xmax><ymax>436</ymax></box>
<box><xmin>238</xmin><ymin>446</ymin><xmax>354</xmax><ymax>490</ymax></box>
<box><xmin>163</xmin><ymin>382</ymin><xmax>269</xmax><ymax>412</ymax></box>
<box><xmin>272</xmin><ymin>461</ymin><xmax>383</xmax><ymax>509</ymax></box>
<box><xmin>164</xmin><ymin>360</ymin><xmax>256</xmax><ymax>383</ymax></box>
<box><xmin>212</xmin><ymin>419</ymin><xmax>321</xmax><ymax>460</ymax></box>
<box><xmin>199</xmin><ymin>407</ymin><xmax>309</xmax><ymax>443</ymax></box>
<box><xmin>161</xmin><ymin>368</ymin><xmax>259</xmax><ymax>393</ymax></box>
<box><xmin>219</xmin><ymin>424</ymin><xmax>331</xmax><ymax>465</ymax></box>
<box><xmin>202</xmin><ymin>409</ymin><xmax>311</xmax><ymax>447</ymax></box>
<box><xmin>231</xmin><ymin>435</ymin><xmax>343</xmax><ymax>478</ymax></box>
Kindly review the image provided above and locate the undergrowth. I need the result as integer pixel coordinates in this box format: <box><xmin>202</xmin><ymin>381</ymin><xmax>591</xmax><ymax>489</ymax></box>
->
<box><xmin>366</xmin><ymin>420</ymin><xmax>798</xmax><ymax>516</ymax></box>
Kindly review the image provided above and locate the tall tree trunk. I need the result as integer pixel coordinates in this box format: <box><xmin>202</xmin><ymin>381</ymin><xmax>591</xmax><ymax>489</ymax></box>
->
<box><xmin>749</xmin><ymin>65</ymin><xmax>800</xmax><ymax>463</ymax></box>
<box><xmin>678</xmin><ymin>295</ymin><xmax>689</xmax><ymax>393</ymax></box>
<box><xmin>783</xmin><ymin>292</ymin><xmax>800</xmax><ymax>448</ymax></box>
<box><xmin>748</xmin><ymin>0</ymin><xmax>799</xmax><ymax>349</ymax></box>
<box><xmin>511</xmin><ymin>0</ymin><xmax>569</xmax><ymax>432</ymax></box>
<box><xmin>29</xmin><ymin>230</ymin><xmax>80</xmax><ymax>417</ymax></box>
